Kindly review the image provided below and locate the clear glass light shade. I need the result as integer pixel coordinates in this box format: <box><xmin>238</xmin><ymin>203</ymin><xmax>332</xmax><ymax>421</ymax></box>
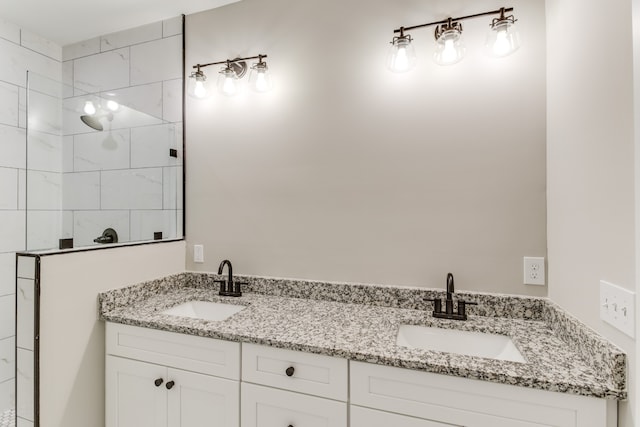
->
<box><xmin>433</xmin><ymin>29</ymin><xmax>465</xmax><ymax>66</ymax></box>
<box><xmin>83</xmin><ymin>101</ymin><xmax>96</xmax><ymax>115</ymax></box>
<box><xmin>248</xmin><ymin>62</ymin><xmax>273</xmax><ymax>93</ymax></box>
<box><xmin>387</xmin><ymin>36</ymin><xmax>416</xmax><ymax>73</ymax></box>
<box><xmin>485</xmin><ymin>20</ymin><xmax>520</xmax><ymax>57</ymax></box>
<box><xmin>217</xmin><ymin>68</ymin><xmax>239</xmax><ymax>96</ymax></box>
<box><xmin>188</xmin><ymin>71</ymin><xmax>209</xmax><ymax>99</ymax></box>
<box><xmin>106</xmin><ymin>100</ymin><xmax>119</xmax><ymax>112</ymax></box>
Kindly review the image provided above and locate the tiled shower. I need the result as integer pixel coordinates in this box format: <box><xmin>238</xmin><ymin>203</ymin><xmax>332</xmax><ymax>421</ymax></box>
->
<box><xmin>0</xmin><ymin>16</ymin><xmax>184</xmax><ymax>425</ymax></box>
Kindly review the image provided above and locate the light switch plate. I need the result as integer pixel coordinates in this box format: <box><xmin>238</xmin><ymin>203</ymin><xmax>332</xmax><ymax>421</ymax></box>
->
<box><xmin>600</xmin><ymin>280</ymin><xmax>635</xmax><ymax>338</ymax></box>
<box><xmin>193</xmin><ymin>244</ymin><xmax>204</xmax><ymax>263</ymax></box>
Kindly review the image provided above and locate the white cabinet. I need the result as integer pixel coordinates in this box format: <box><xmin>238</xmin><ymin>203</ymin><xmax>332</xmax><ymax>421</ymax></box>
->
<box><xmin>350</xmin><ymin>361</ymin><xmax>616</xmax><ymax>427</ymax></box>
<box><xmin>241</xmin><ymin>344</ymin><xmax>348</xmax><ymax>427</ymax></box>
<box><xmin>241</xmin><ymin>383</ymin><xmax>346</xmax><ymax>427</ymax></box>
<box><xmin>351</xmin><ymin>405</ymin><xmax>458</xmax><ymax>427</ymax></box>
<box><xmin>106</xmin><ymin>323</ymin><xmax>241</xmax><ymax>427</ymax></box>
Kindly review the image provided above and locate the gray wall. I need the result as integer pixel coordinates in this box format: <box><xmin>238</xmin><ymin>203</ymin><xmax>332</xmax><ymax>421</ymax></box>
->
<box><xmin>547</xmin><ymin>0</ymin><xmax>637</xmax><ymax>424</ymax></box>
<box><xmin>185</xmin><ymin>0</ymin><xmax>547</xmax><ymax>295</ymax></box>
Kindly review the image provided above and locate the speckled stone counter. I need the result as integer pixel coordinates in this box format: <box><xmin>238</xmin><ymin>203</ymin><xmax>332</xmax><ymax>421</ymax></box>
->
<box><xmin>99</xmin><ymin>272</ymin><xmax>627</xmax><ymax>400</ymax></box>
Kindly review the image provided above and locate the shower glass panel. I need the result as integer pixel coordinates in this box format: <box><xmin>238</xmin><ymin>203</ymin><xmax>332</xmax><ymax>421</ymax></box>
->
<box><xmin>26</xmin><ymin>71</ymin><xmax>183</xmax><ymax>251</ymax></box>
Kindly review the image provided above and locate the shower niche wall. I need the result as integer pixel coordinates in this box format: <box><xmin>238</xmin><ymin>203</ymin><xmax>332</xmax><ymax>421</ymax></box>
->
<box><xmin>26</xmin><ymin>19</ymin><xmax>184</xmax><ymax>250</ymax></box>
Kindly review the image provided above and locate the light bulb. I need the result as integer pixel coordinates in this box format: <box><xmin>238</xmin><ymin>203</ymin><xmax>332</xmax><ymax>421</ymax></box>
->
<box><xmin>485</xmin><ymin>13</ymin><xmax>520</xmax><ymax>58</ymax></box>
<box><xmin>442</xmin><ymin>39</ymin><xmax>457</xmax><ymax>64</ymax></box>
<box><xmin>249</xmin><ymin>60</ymin><xmax>273</xmax><ymax>93</ymax></box>
<box><xmin>433</xmin><ymin>26</ymin><xmax>465</xmax><ymax>66</ymax></box>
<box><xmin>193</xmin><ymin>80</ymin><xmax>207</xmax><ymax>98</ymax></box>
<box><xmin>387</xmin><ymin>35</ymin><xmax>416</xmax><ymax>73</ymax></box>
<box><xmin>106</xmin><ymin>100</ymin><xmax>119</xmax><ymax>112</ymax></box>
<box><xmin>222</xmin><ymin>76</ymin><xmax>236</xmax><ymax>95</ymax></box>
<box><xmin>83</xmin><ymin>101</ymin><xmax>96</xmax><ymax>115</ymax></box>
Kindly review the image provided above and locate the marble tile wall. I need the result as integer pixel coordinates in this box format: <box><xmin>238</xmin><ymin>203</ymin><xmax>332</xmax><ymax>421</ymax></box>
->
<box><xmin>61</xmin><ymin>16</ymin><xmax>184</xmax><ymax>246</ymax></box>
<box><xmin>0</xmin><ymin>17</ymin><xmax>62</xmax><ymax>414</ymax></box>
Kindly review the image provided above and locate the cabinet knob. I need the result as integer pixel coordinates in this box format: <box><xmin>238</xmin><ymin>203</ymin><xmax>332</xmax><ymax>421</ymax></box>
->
<box><xmin>285</xmin><ymin>366</ymin><xmax>295</xmax><ymax>377</ymax></box>
<box><xmin>288</xmin><ymin>425</ymin><xmax>294</xmax><ymax>427</ymax></box>
<box><xmin>154</xmin><ymin>378</ymin><xmax>163</xmax><ymax>387</ymax></box>
<box><xmin>166</xmin><ymin>380</ymin><xmax>175</xmax><ymax>390</ymax></box>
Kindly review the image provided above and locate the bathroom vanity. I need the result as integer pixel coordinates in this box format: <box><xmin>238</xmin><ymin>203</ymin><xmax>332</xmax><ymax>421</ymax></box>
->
<box><xmin>100</xmin><ymin>273</ymin><xmax>625</xmax><ymax>427</ymax></box>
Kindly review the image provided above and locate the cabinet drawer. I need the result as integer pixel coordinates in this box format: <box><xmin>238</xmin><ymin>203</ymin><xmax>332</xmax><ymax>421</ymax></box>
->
<box><xmin>351</xmin><ymin>362</ymin><xmax>609</xmax><ymax>427</ymax></box>
<box><xmin>241</xmin><ymin>383</ymin><xmax>346</xmax><ymax>427</ymax></box>
<box><xmin>351</xmin><ymin>405</ymin><xmax>459</xmax><ymax>427</ymax></box>
<box><xmin>106</xmin><ymin>322</ymin><xmax>240</xmax><ymax>380</ymax></box>
<box><xmin>241</xmin><ymin>343</ymin><xmax>347</xmax><ymax>401</ymax></box>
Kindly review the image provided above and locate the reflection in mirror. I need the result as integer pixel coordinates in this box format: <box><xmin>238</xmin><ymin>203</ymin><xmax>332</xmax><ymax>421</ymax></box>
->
<box><xmin>26</xmin><ymin>68</ymin><xmax>183</xmax><ymax>251</ymax></box>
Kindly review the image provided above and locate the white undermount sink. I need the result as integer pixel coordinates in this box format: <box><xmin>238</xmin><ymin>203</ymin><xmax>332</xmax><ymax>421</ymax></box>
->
<box><xmin>396</xmin><ymin>324</ymin><xmax>527</xmax><ymax>363</ymax></box>
<box><xmin>162</xmin><ymin>301</ymin><xmax>246</xmax><ymax>322</ymax></box>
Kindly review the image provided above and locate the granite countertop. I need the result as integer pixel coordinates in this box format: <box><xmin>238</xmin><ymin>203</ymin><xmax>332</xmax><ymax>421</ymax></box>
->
<box><xmin>99</xmin><ymin>273</ymin><xmax>627</xmax><ymax>400</ymax></box>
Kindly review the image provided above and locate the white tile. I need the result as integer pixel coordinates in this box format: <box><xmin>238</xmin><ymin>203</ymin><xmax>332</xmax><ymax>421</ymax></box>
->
<box><xmin>107</xmin><ymin>82</ymin><xmax>163</xmax><ymax>120</ymax></box>
<box><xmin>0</xmin><ymin>295</ymin><xmax>15</xmax><ymax>339</ymax></box>
<box><xmin>18</xmin><ymin>87</ymin><xmax>25</xmax><ymax>129</ymax></box>
<box><xmin>62</xmin><ymin>37</ymin><xmax>100</xmax><ymax>61</ymax></box>
<box><xmin>73</xmin><ymin>129</ymin><xmax>130</xmax><ymax>171</ymax></box>
<box><xmin>17</xmin><ymin>417</ymin><xmax>33</xmax><ymax>427</ymax></box>
<box><xmin>163</xmin><ymin>166</ymin><xmax>183</xmax><ymax>210</ymax></box>
<box><xmin>0</xmin><ymin>124</ymin><xmax>26</xmax><ymax>169</ymax></box>
<box><xmin>61</xmin><ymin>210</ymin><xmax>73</xmax><ymax>239</ymax></box>
<box><xmin>163</xmin><ymin>16</ymin><xmax>183</xmax><ymax>38</ymax></box>
<box><xmin>26</xmin><ymin>211</ymin><xmax>61</xmax><ymax>251</ymax></box>
<box><xmin>0</xmin><ymin>253</ymin><xmax>16</xmax><ymax>297</ymax></box>
<box><xmin>20</xmin><ymin>30</ymin><xmax>62</xmax><ymax>61</ymax></box>
<box><xmin>163</xmin><ymin>79</ymin><xmax>182</xmax><ymax>122</ymax></box>
<box><xmin>0</xmin><ymin>168</ymin><xmax>18</xmax><ymax>210</ymax></box>
<box><xmin>16</xmin><ymin>279</ymin><xmax>34</xmax><ymax>351</ymax></box>
<box><xmin>26</xmin><ymin>170</ymin><xmax>62</xmax><ymax>210</ymax></box>
<box><xmin>26</xmin><ymin>90</ymin><xmax>62</xmax><ymax>135</ymax></box>
<box><xmin>18</xmin><ymin>169</ymin><xmax>25</xmax><ymax>210</ymax></box>
<box><xmin>26</xmin><ymin>130</ymin><xmax>63</xmax><ymax>172</ymax></box>
<box><xmin>62</xmin><ymin>172</ymin><xmax>100</xmax><ymax>209</ymax></box>
<box><xmin>0</xmin><ymin>211</ymin><xmax>25</xmax><ymax>253</ymax></box>
<box><xmin>0</xmin><ymin>18</ymin><xmax>20</xmax><ymax>44</ymax></box>
<box><xmin>130</xmin><ymin>35</ymin><xmax>182</xmax><ymax>85</ymax></box>
<box><xmin>62</xmin><ymin>61</ymin><xmax>74</xmax><ymax>98</ymax></box>
<box><xmin>62</xmin><ymin>135</ymin><xmax>74</xmax><ymax>172</ymax></box>
<box><xmin>0</xmin><ymin>378</ymin><xmax>15</xmax><ymax>412</ymax></box>
<box><xmin>130</xmin><ymin>210</ymin><xmax>178</xmax><ymax>241</ymax></box>
<box><xmin>16</xmin><ymin>256</ymin><xmax>34</xmax><ymax>280</ymax></box>
<box><xmin>101</xmin><ymin>22</ymin><xmax>162</xmax><ymax>52</ymax></box>
<box><xmin>16</xmin><ymin>348</ymin><xmax>33</xmax><ymax>421</ymax></box>
<box><xmin>73</xmin><ymin>47</ymin><xmax>130</xmax><ymax>93</ymax></box>
<box><xmin>0</xmin><ymin>37</ymin><xmax>61</xmax><ymax>88</ymax></box>
<box><xmin>0</xmin><ymin>81</ymin><xmax>19</xmax><ymax>127</ymax></box>
<box><xmin>73</xmin><ymin>210</ymin><xmax>129</xmax><ymax>247</ymax></box>
<box><xmin>26</xmin><ymin>70</ymin><xmax>62</xmax><ymax>99</ymax></box>
<box><xmin>131</xmin><ymin>124</ymin><xmax>180</xmax><ymax>168</ymax></box>
<box><xmin>101</xmin><ymin>168</ymin><xmax>163</xmax><ymax>210</ymax></box>
<box><xmin>0</xmin><ymin>337</ymin><xmax>15</xmax><ymax>383</ymax></box>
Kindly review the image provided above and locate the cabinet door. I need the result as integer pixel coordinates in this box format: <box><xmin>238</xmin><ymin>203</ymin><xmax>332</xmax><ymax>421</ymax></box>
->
<box><xmin>351</xmin><ymin>405</ymin><xmax>459</xmax><ymax>427</ymax></box>
<box><xmin>167</xmin><ymin>368</ymin><xmax>240</xmax><ymax>427</ymax></box>
<box><xmin>241</xmin><ymin>383</ymin><xmax>346</xmax><ymax>427</ymax></box>
<box><xmin>106</xmin><ymin>356</ymin><xmax>167</xmax><ymax>427</ymax></box>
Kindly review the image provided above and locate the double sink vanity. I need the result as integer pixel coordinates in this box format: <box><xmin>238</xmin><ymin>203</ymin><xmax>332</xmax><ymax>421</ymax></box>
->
<box><xmin>99</xmin><ymin>270</ymin><xmax>626</xmax><ymax>427</ymax></box>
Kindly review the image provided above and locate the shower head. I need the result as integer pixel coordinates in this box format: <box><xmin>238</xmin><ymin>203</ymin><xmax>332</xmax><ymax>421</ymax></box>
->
<box><xmin>80</xmin><ymin>114</ymin><xmax>103</xmax><ymax>131</ymax></box>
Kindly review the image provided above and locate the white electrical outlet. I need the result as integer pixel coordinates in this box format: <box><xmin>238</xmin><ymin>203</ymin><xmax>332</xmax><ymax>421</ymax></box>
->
<box><xmin>600</xmin><ymin>280</ymin><xmax>635</xmax><ymax>337</ymax></box>
<box><xmin>523</xmin><ymin>257</ymin><xmax>545</xmax><ymax>285</ymax></box>
<box><xmin>193</xmin><ymin>244</ymin><xmax>204</xmax><ymax>263</ymax></box>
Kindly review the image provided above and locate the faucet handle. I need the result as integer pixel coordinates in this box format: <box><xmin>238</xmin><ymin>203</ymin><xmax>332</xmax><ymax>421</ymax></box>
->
<box><xmin>213</xmin><ymin>279</ymin><xmax>227</xmax><ymax>293</ymax></box>
<box><xmin>424</xmin><ymin>298</ymin><xmax>442</xmax><ymax>313</ymax></box>
<box><xmin>456</xmin><ymin>300</ymin><xmax>478</xmax><ymax>319</ymax></box>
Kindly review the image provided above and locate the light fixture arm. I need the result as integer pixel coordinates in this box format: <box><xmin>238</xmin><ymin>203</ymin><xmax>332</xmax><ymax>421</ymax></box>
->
<box><xmin>193</xmin><ymin>54</ymin><xmax>268</xmax><ymax>70</ymax></box>
<box><xmin>393</xmin><ymin>7</ymin><xmax>514</xmax><ymax>34</ymax></box>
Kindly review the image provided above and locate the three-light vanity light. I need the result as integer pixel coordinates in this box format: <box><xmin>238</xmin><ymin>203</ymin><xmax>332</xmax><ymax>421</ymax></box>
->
<box><xmin>188</xmin><ymin>54</ymin><xmax>273</xmax><ymax>99</ymax></box>
<box><xmin>388</xmin><ymin>7</ymin><xmax>520</xmax><ymax>72</ymax></box>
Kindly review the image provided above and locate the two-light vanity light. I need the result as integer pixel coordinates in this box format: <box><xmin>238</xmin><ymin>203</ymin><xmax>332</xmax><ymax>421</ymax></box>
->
<box><xmin>388</xmin><ymin>7</ymin><xmax>519</xmax><ymax>72</ymax></box>
<box><xmin>188</xmin><ymin>54</ymin><xmax>273</xmax><ymax>99</ymax></box>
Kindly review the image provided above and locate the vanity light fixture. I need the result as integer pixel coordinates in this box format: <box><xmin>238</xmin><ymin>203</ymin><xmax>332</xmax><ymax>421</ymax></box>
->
<box><xmin>189</xmin><ymin>54</ymin><xmax>272</xmax><ymax>98</ymax></box>
<box><xmin>388</xmin><ymin>7</ymin><xmax>519</xmax><ymax>70</ymax></box>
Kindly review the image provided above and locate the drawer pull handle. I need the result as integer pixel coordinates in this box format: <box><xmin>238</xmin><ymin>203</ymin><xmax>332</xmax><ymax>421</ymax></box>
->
<box><xmin>285</xmin><ymin>366</ymin><xmax>295</xmax><ymax>377</ymax></box>
<box><xmin>154</xmin><ymin>378</ymin><xmax>163</xmax><ymax>387</ymax></box>
<box><xmin>166</xmin><ymin>381</ymin><xmax>175</xmax><ymax>390</ymax></box>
